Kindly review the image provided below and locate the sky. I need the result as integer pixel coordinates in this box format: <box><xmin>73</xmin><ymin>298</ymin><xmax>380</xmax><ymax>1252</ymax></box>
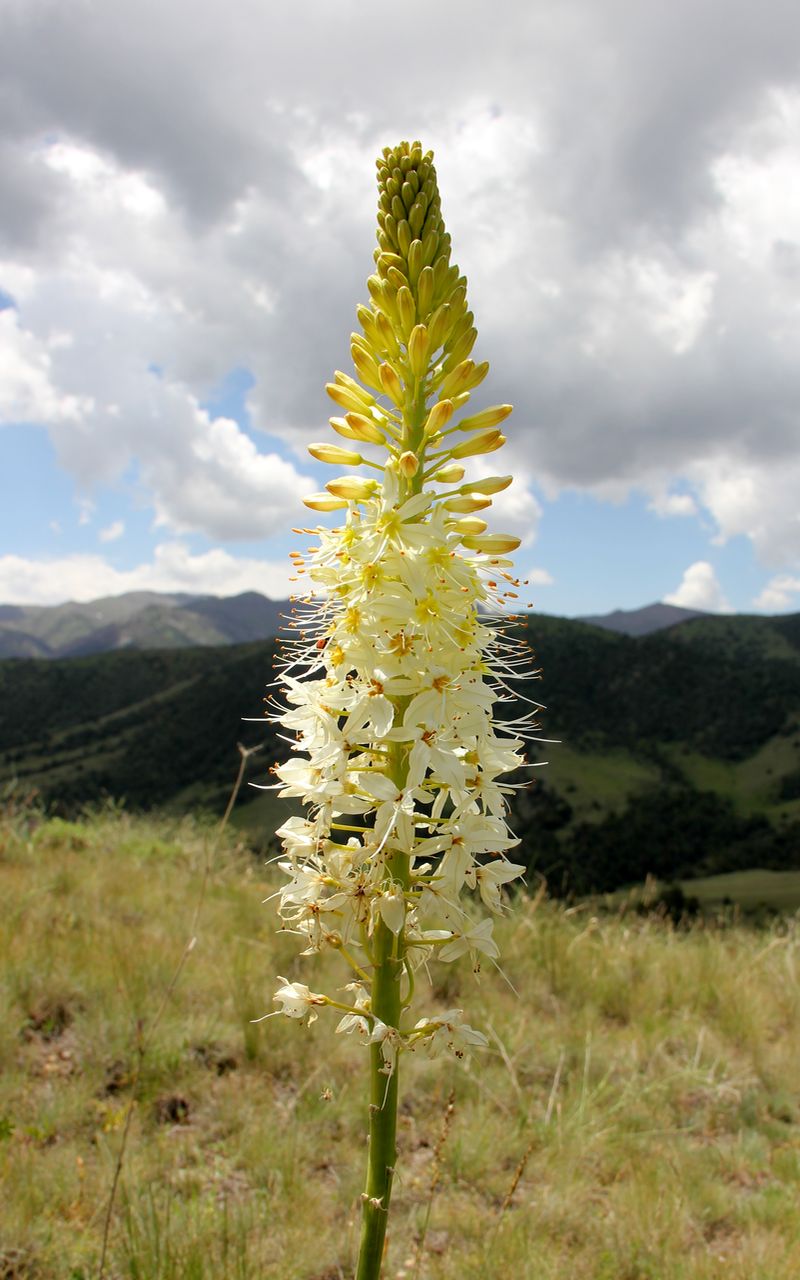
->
<box><xmin>1</xmin><ymin>0</ymin><xmax>800</xmax><ymax>619</ymax></box>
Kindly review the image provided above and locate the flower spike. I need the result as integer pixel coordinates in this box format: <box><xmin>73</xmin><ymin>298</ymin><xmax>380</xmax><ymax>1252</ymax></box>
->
<box><xmin>264</xmin><ymin>140</ymin><xmax>543</xmax><ymax>1280</ymax></box>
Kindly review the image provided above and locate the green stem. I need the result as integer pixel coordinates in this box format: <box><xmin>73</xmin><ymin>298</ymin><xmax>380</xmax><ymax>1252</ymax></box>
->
<box><xmin>355</xmin><ymin>374</ymin><xmax>428</xmax><ymax>1279</ymax></box>
<box><xmin>355</xmin><ymin>916</ymin><xmax>402</xmax><ymax>1279</ymax></box>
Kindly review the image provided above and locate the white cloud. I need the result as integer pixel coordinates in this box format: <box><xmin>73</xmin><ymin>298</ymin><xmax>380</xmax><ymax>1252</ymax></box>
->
<box><xmin>0</xmin><ymin>308</ymin><xmax>92</xmax><ymax>424</ymax></box>
<box><xmin>664</xmin><ymin>561</ymin><xmax>732</xmax><ymax>613</ymax></box>
<box><xmin>648</xmin><ymin>491</ymin><xmax>698</xmax><ymax>518</ymax></box>
<box><xmin>689</xmin><ymin>456</ymin><xmax>800</xmax><ymax>565</ymax></box>
<box><xmin>528</xmin><ymin>567</ymin><xmax>554</xmax><ymax>586</ymax></box>
<box><xmin>1</xmin><ymin>0</ymin><xmax>800</xmax><ymax>593</ymax></box>
<box><xmin>99</xmin><ymin>519</ymin><xmax>124</xmax><ymax>543</ymax></box>
<box><xmin>0</xmin><ymin>542</ymin><xmax>294</xmax><ymax>606</ymax></box>
<box><xmin>753</xmin><ymin>575</ymin><xmax>800</xmax><ymax>612</ymax></box>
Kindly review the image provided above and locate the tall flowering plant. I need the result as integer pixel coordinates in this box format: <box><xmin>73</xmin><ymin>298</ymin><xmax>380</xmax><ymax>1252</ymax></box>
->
<box><xmin>265</xmin><ymin>141</ymin><xmax>539</xmax><ymax>1279</ymax></box>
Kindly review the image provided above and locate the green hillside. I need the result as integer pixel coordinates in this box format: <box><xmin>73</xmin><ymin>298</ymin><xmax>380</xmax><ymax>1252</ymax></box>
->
<box><xmin>2</xmin><ymin>611</ymin><xmax>800</xmax><ymax>894</ymax></box>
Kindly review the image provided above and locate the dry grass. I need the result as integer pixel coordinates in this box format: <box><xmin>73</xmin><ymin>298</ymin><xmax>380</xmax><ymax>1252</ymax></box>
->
<box><xmin>1</xmin><ymin>804</ymin><xmax>800</xmax><ymax>1278</ymax></box>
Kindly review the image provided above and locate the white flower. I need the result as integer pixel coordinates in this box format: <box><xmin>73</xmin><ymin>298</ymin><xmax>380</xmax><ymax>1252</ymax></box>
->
<box><xmin>439</xmin><ymin>918</ymin><xmax>500</xmax><ymax>964</ymax></box>
<box><xmin>369</xmin><ymin>1019</ymin><xmax>404</xmax><ymax>1075</ymax></box>
<box><xmin>376</xmin><ymin>886</ymin><xmax>406</xmax><ymax>935</ymax></box>
<box><xmin>413</xmin><ymin>1008</ymin><xmax>489</xmax><ymax>1059</ymax></box>
<box><xmin>272</xmin><ymin>977</ymin><xmax>327</xmax><ymax>1025</ymax></box>
<box><xmin>465</xmin><ymin>859</ymin><xmax>527</xmax><ymax>913</ymax></box>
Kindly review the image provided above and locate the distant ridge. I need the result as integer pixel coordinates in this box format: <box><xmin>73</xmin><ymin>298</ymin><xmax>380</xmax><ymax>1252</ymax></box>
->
<box><xmin>0</xmin><ymin>591</ymin><xmax>725</xmax><ymax>657</ymax></box>
<box><xmin>0</xmin><ymin>590</ymin><xmax>289</xmax><ymax>658</ymax></box>
<box><xmin>577</xmin><ymin>602</ymin><xmax>706</xmax><ymax>637</ymax></box>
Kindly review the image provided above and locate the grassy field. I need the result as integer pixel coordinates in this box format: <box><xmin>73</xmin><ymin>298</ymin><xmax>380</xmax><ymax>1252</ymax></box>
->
<box><xmin>3</xmin><ymin>805</ymin><xmax>800</xmax><ymax>1279</ymax></box>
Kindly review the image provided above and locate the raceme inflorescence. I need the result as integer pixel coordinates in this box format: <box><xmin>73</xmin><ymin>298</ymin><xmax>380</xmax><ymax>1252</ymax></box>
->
<box><xmin>261</xmin><ymin>140</ymin><xmax>544</xmax><ymax>1278</ymax></box>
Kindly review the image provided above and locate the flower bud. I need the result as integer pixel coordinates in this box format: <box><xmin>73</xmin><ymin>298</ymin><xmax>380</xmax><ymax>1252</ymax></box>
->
<box><xmin>407</xmin><ymin>239</ymin><xmax>423</xmax><ymax>286</ymax></box>
<box><xmin>375</xmin><ymin>310</ymin><xmax>401</xmax><ymax>358</ymax></box>
<box><xmin>453</xmin><ymin>516</ymin><xmax>489</xmax><ymax>534</ymax></box>
<box><xmin>460</xmin><ymin>533</ymin><xmax>522</xmax><ymax>554</ymax></box>
<box><xmin>377</xmin><ymin>251</ymin><xmax>406</xmax><ymax>275</ymax></box>
<box><xmin>302</xmin><ymin>492</ymin><xmax>349</xmax><ymax>512</ymax></box>
<box><xmin>407</xmin><ymin>324</ymin><xmax>429</xmax><ymax>378</ymax></box>
<box><xmin>308</xmin><ymin>443</ymin><xmax>363</xmax><ymax>466</ymax></box>
<box><xmin>326</xmin><ymin>475</ymin><xmax>379</xmax><ymax>501</ymax></box>
<box><xmin>421</xmin><ymin>229</ymin><xmax>439</xmax><ymax>267</ymax></box>
<box><xmin>343</xmin><ymin>413</ymin><xmax>386</xmax><ymax>444</ymax></box>
<box><xmin>425</xmin><ymin>302</ymin><xmax>448</xmax><ymax>349</ymax></box>
<box><xmin>351</xmin><ymin>343</ymin><xmax>383</xmax><ymax>392</ymax></box>
<box><xmin>442</xmin><ymin>326</ymin><xmax>477</xmax><ymax>368</ymax></box>
<box><xmin>449</xmin><ymin>429</ymin><xmax>506</xmax><ymax>459</ymax></box>
<box><xmin>326</xmin><ymin>379</ymin><xmax>375</xmax><ymax>414</ymax></box>
<box><xmin>356</xmin><ymin>305</ymin><xmax>383</xmax><ymax>353</ymax></box>
<box><xmin>329</xmin><ymin>416</ymin><xmax>361</xmax><ymax>441</ymax></box>
<box><xmin>396</xmin><ymin>286</ymin><xmax>416</xmax><ymax>340</ymax></box>
<box><xmin>463</xmin><ymin>475</ymin><xmax>513</xmax><ymax>495</ymax></box>
<box><xmin>398</xmin><ymin>451</ymin><xmax>420</xmax><ymax>478</ymax></box>
<box><xmin>456</xmin><ymin>405</ymin><xmax>513</xmax><ymax>433</ymax></box>
<box><xmin>443</xmin><ymin>495</ymin><xmax>492</xmax><ymax>513</ymax></box>
<box><xmin>417</xmin><ymin>265</ymin><xmax>435</xmax><ymax>317</ymax></box>
<box><xmin>423</xmin><ymin>399</ymin><xmax>455</xmax><ymax>437</ymax></box>
<box><xmin>438</xmin><ymin>359</ymin><xmax>475</xmax><ymax>399</ymax></box>
<box><xmin>433</xmin><ymin>463</ymin><xmax>465</xmax><ymax>484</ymax></box>
<box><xmin>396</xmin><ymin>218</ymin><xmax>412</xmax><ymax>256</ymax></box>
<box><xmin>378</xmin><ymin>362</ymin><xmax>405</xmax><ymax>407</ymax></box>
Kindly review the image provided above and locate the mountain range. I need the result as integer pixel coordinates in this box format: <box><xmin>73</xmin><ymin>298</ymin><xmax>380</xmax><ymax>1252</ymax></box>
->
<box><xmin>0</xmin><ymin>591</ymin><xmax>704</xmax><ymax>658</ymax></box>
<box><xmin>2</xmin><ymin>607</ymin><xmax>799</xmax><ymax>896</ymax></box>
<box><xmin>0</xmin><ymin>591</ymin><xmax>287</xmax><ymax>658</ymax></box>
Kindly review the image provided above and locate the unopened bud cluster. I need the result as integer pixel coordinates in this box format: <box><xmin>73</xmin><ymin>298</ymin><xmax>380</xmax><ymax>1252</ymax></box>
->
<box><xmin>265</xmin><ymin>142</ymin><xmax>541</xmax><ymax>1072</ymax></box>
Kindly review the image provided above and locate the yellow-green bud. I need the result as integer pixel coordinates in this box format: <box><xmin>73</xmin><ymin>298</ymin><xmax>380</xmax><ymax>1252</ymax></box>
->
<box><xmin>438</xmin><ymin>360</ymin><xmax>475</xmax><ymax>399</ymax></box>
<box><xmin>398</xmin><ymin>451</ymin><xmax>419</xmax><ymax>478</ymax></box>
<box><xmin>378</xmin><ymin>362</ymin><xmax>404</xmax><ymax>407</ymax></box>
<box><xmin>421</xmin><ymin>232</ymin><xmax>439</xmax><ymax>269</ymax></box>
<box><xmin>423</xmin><ymin>399</ymin><xmax>455</xmax><ymax>436</ymax></box>
<box><xmin>460</xmin><ymin>533</ymin><xmax>522</xmax><ymax>554</ymax></box>
<box><xmin>378</xmin><ymin>251</ymin><xmax>406</xmax><ymax>275</ymax></box>
<box><xmin>407</xmin><ymin>239</ymin><xmax>423</xmax><ymax>286</ymax></box>
<box><xmin>351</xmin><ymin>343</ymin><xmax>383</xmax><ymax>392</ymax></box>
<box><xmin>375</xmin><ymin>309</ymin><xmax>401</xmax><ymax>358</ymax></box>
<box><xmin>386</xmin><ymin>265</ymin><xmax>406</xmax><ymax>292</ymax></box>
<box><xmin>467</xmin><ymin>360</ymin><xmax>490</xmax><ymax>391</ymax></box>
<box><xmin>409</xmin><ymin>199</ymin><xmax>426</xmax><ymax>236</ymax></box>
<box><xmin>397</xmin><ymin>219</ymin><xmax>412</xmax><ymax>256</ymax></box>
<box><xmin>443</xmin><ymin>327</ymin><xmax>477</xmax><ymax>368</ymax></box>
<box><xmin>343</xmin><ymin>412</ymin><xmax>386</xmax><ymax>444</ymax></box>
<box><xmin>308</xmin><ymin>443</ymin><xmax>363</xmax><ymax>466</ymax></box>
<box><xmin>326</xmin><ymin>380</ymin><xmax>375</xmax><ymax>414</ymax></box>
<box><xmin>450</xmin><ymin>429</ymin><xmax>506</xmax><ymax>459</ymax></box>
<box><xmin>450</xmin><ymin>391</ymin><xmax>471</xmax><ymax>412</ymax></box>
<box><xmin>356</xmin><ymin>304</ymin><xmax>381</xmax><ymax>350</ymax></box>
<box><xmin>408</xmin><ymin>324</ymin><xmax>429</xmax><ymax>378</ymax></box>
<box><xmin>396</xmin><ymin>286</ymin><xmax>416</xmax><ymax>340</ymax></box>
<box><xmin>463</xmin><ymin>475</ymin><xmax>513</xmax><ymax>495</ymax></box>
<box><xmin>417</xmin><ymin>265</ymin><xmax>435</xmax><ymax>318</ymax></box>
<box><xmin>453</xmin><ymin>515</ymin><xmax>489</xmax><ymax>534</ymax></box>
<box><xmin>326</xmin><ymin>475</ymin><xmax>378</xmax><ymax>501</ymax></box>
<box><xmin>303</xmin><ymin>492</ymin><xmax>349</xmax><ymax>512</ymax></box>
<box><xmin>444</xmin><ymin>283</ymin><xmax>467</xmax><ymax>324</ymax></box>
<box><xmin>433</xmin><ymin>463</ymin><xmax>465</xmax><ymax>483</ymax></box>
<box><xmin>443</xmin><ymin>495</ymin><xmax>492</xmax><ymax>513</ymax></box>
<box><xmin>427</xmin><ymin>302</ymin><xmax>450</xmax><ymax>352</ymax></box>
<box><xmin>457</xmin><ymin>405</ymin><xmax>513</xmax><ymax>432</ymax></box>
